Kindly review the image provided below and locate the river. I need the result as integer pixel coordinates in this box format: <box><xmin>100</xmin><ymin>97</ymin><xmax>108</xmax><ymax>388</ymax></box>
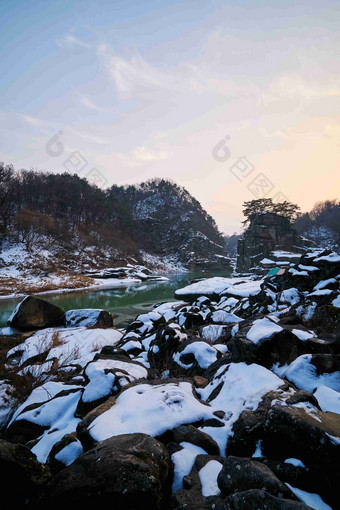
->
<box><xmin>0</xmin><ymin>271</ymin><xmax>223</xmax><ymax>330</ymax></box>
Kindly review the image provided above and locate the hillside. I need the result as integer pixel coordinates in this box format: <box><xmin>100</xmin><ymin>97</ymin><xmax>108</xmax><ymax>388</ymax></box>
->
<box><xmin>0</xmin><ymin>164</ymin><xmax>231</xmax><ymax>295</ymax></box>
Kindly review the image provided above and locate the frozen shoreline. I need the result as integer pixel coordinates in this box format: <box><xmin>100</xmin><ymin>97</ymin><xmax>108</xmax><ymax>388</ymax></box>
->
<box><xmin>0</xmin><ymin>276</ymin><xmax>170</xmax><ymax>302</ymax></box>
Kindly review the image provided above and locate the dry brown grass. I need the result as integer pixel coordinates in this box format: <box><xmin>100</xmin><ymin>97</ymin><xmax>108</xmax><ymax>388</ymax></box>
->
<box><xmin>0</xmin><ymin>273</ymin><xmax>94</xmax><ymax>296</ymax></box>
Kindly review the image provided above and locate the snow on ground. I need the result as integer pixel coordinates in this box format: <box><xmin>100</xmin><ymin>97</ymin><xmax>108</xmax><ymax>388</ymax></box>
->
<box><xmin>55</xmin><ymin>440</ymin><xmax>84</xmax><ymax>467</ymax></box>
<box><xmin>14</xmin><ymin>389</ymin><xmax>83</xmax><ymax>463</ymax></box>
<box><xmin>199</xmin><ymin>460</ymin><xmax>222</xmax><ymax>497</ymax></box>
<box><xmin>285</xmin><ymin>484</ymin><xmax>332</xmax><ymax>510</ymax></box>
<box><xmin>201</xmin><ymin>325</ymin><xmax>227</xmax><ymax>342</ymax></box>
<box><xmin>313</xmin><ymin>252</ymin><xmax>340</xmax><ymax>263</ymax></box>
<box><xmin>8</xmin><ymin>381</ymin><xmax>83</xmax><ymax>426</ymax></box>
<box><xmin>291</xmin><ymin>329</ymin><xmax>316</xmax><ymax>341</ymax></box>
<box><xmin>175</xmin><ymin>277</ymin><xmax>247</xmax><ymax>298</ymax></box>
<box><xmin>272</xmin><ymin>355</ymin><xmax>340</xmax><ymax>413</ymax></box>
<box><xmin>82</xmin><ymin>359</ymin><xmax>148</xmax><ymax>403</ymax></box>
<box><xmin>280</xmin><ymin>288</ymin><xmax>300</xmax><ymax>305</ymax></box>
<box><xmin>332</xmin><ymin>295</ymin><xmax>340</xmax><ymax>308</ymax></box>
<box><xmin>210</xmin><ymin>310</ymin><xmax>243</xmax><ymax>324</ymax></box>
<box><xmin>171</xmin><ymin>442</ymin><xmax>207</xmax><ymax>491</ymax></box>
<box><xmin>173</xmin><ymin>342</ymin><xmax>219</xmax><ymax>370</ymax></box>
<box><xmin>7</xmin><ymin>327</ymin><xmax>123</xmax><ymax>367</ymax></box>
<box><xmin>64</xmin><ymin>309</ymin><xmax>109</xmax><ymax>327</ymax></box>
<box><xmin>196</xmin><ymin>362</ymin><xmax>283</xmax><ymax>454</ymax></box>
<box><xmin>87</xmin><ymin>381</ymin><xmax>216</xmax><ymax>443</ymax></box>
<box><xmin>284</xmin><ymin>458</ymin><xmax>306</xmax><ymax>468</ymax></box>
<box><xmin>246</xmin><ymin>318</ymin><xmax>283</xmax><ymax>344</ymax></box>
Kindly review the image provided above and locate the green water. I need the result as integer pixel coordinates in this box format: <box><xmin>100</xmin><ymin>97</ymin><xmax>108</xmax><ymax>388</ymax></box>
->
<box><xmin>0</xmin><ymin>271</ymin><xmax>224</xmax><ymax>330</ymax></box>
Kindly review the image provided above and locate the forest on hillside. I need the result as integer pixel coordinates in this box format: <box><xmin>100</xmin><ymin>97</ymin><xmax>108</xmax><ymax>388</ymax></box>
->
<box><xmin>0</xmin><ymin>163</ymin><xmax>226</xmax><ymax>269</ymax></box>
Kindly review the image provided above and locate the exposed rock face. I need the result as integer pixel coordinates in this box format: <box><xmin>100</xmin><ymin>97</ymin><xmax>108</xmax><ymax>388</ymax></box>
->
<box><xmin>236</xmin><ymin>212</ymin><xmax>315</xmax><ymax>273</ymax></box>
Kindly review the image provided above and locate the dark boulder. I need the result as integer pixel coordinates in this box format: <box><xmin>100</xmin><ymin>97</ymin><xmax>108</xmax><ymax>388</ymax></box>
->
<box><xmin>217</xmin><ymin>455</ymin><xmax>293</xmax><ymax>499</ymax></box>
<box><xmin>37</xmin><ymin>433</ymin><xmax>171</xmax><ymax>508</ymax></box>
<box><xmin>7</xmin><ymin>296</ymin><xmax>65</xmax><ymax>330</ymax></box>
<box><xmin>224</xmin><ymin>489</ymin><xmax>313</xmax><ymax>510</ymax></box>
<box><xmin>0</xmin><ymin>438</ymin><xmax>51</xmax><ymax>506</ymax></box>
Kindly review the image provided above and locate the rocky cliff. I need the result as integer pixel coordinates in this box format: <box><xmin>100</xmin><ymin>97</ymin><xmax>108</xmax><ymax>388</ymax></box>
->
<box><xmin>237</xmin><ymin>212</ymin><xmax>316</xmax><ymax>273</ymax></box>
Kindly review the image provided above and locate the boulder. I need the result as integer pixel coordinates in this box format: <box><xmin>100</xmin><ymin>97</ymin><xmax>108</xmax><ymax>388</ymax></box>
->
<box><xmin>217</xmin><ymin>455</ymin><xmax>293</xmax><ymax>499</ymax></box>
<box><xmin>7</xmin><ymin>296</ymin><xmax>65</xmax><ymax>330</ymax></box>
<box><xmin>64</xmin><ymin>309</ymin><xmax>114</xmax><ymax>328</ymax></box>
<box><xmin>0</xmin><ymin>438</ymin><xmax>51</xmax><ymax>506</ymax></box>
<box><xmin>170</xmin><ymin>338</ymin><xmax>221</xmax><ymax>377</ymax></box>
<box><xmin>37</xmin><ymin>433</ymin><xmax>171</xmax><ymax>508</ymax></box>
<box><xmin>261</xmin><ymin>403</ymin><xmax>340</xmax><ymax>508</ymax></box>
<box><xmin>224</xmin><ymin>489</ymin><xmax>313</xmax><ymax>510</ymax></box>
<box><xmin>162</xmin><ymin>424</ymin><xmax>220</xmax><ymax>456</ymax></box>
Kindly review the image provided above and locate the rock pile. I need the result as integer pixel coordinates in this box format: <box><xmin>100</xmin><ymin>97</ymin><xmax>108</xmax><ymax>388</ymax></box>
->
<box><xmin>0</xmin><ymin>247</ymin><xmax>339</xmax><ymax>509</ymax></box>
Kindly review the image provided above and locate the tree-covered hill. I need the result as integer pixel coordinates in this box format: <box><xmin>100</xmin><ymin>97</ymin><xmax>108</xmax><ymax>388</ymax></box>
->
<box><xmin>0</xmin><ymin>163</ymin><xmax>231</xmax><ymax>273</ymax></box>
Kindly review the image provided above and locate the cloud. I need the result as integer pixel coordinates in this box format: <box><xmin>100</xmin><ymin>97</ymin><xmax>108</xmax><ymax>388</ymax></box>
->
<box><xmin>77</xmin><ymin>93</ymin><xmax>117</xmax><ymax>114</ymax></box>
<box><xmin>20</xmin><ymin>114</ymin><xmax>49</xmax><ymax>127</ymax></box>
<box><xmin>132</xmin><ymin>146</ymin><xmax>170</xmax><ymax>163</ymax></box>
<box><xmin>56</xmin><ymin>35</ymin><xmax>91</xmax><ymax>50</ymax></box>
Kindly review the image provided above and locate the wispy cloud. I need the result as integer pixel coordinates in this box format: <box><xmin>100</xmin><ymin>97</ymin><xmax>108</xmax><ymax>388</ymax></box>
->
<box><xmin>56</xmin><ymin>34</ymin><xmax>91</xmax><ymax>50</ymax></box>
<box><xmin>20</xmin><ymin>114</ymin><xmax>49</xmax><ymax>127</ymax></box>
<box><xmin>77</xmin><ymin>92</ymin><xmax>117</xmax><ymax>114</ymax></box>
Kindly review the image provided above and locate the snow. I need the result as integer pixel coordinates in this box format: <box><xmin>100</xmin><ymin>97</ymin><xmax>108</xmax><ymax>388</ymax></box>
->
<box><xmin>87</xmin><ymin>381</ymin><xmax>215</xmax><ymax>443</ymax></box>
<box><xmin>64</xmin><ymin>309</ymin><xmax>108</xmax><ymax>327</ymax></box>
<box><xmin>298</xmin><ymin>264</ymin><xmax>319</xmax><ymax>272</ymax></box>
<box><xmin>313</xmin><ymin>278</ymin><xmax>337</xmax><ymax>290</ymax></box>
<box><xmin>173</xmin><ymin>342</ymin><xmax>219</xmax><ymax>370</ymax></box>
<box><xmin>332</xmin><ymin>295</ymin><xmax>340</xmax><ymax>308</ymax></box>
<box><xmin>313</xmin><ymin>385</ymin><xmax>340</xmax><ymax>414</ymax></box>
<box><xmin>313</xmin><ymin>252</ymin><xmax>340</xmax><ymax>263</ymax></box>
<box><xmin>0</xmin><ymin>381</ymin><xmax>14</xmax><ymax>429</ymax></box>
<box><xmin>280</xmin><ymin>288</ymin><xmax>300</xmax><ymax>305</ymax></box>
<box><xmin>201</xmin><ymin>325</ymin><xmax>226</xmax><ymax>342</ymax></box>
<box><xmin>55</xmin><ymin>440</ymin><xmax>84</xmax><ymax>466</ymax></box>
<box><xmin>7</xmin><ymin>327</ymin><xmax>123</xmax><ymax>367</ymax></box>
<box><xmin>171</xmin><ymin>442</ymin><xmax>207</xmax><ymax>492</ymax></box>
<box><xmin>252</xmin><ymin>440</ymin><xmax>263</xmax><ymax>458</ymax></box>
<box><xmin>260</xmin><ymin>258</ymin><xmax>275</xmax><ymax>265</ymax></box>
<box><xmin>82</xmin><ymin>359</ymin><xmax>148</xmax><ymax>403</ymax></box>
<box><xmin>175</xmin><ymin>277</ymin><xmax>246</xmax><ymax>298</ymax></box>
<box><xmin>197</xmin><ymin>363</ymin><xmax>283</xmax><ymax>454</ymax></box>
<box><xmin>199</xmin><ymin>460</ymin><xmax>222</xmax><ymax>497</ymax></box>
<box><xmin>210</xmin><ymin>310</ymin><xmax>243</xmax><ymax>324</ymax></box>
<box><xmin>284</xmin><ymin>458</ymin><xmax>306</xmax><ymax>468</ymax></box>
<box><xmin>286</xmin><ymin>484</ymin><xmax>332</xmax><ymax>510</ymax></box>
<box><xmin>246</xmin><ymin>318</ymin><xmax>283</xmax><ymax>344</ymax></box>
<box><xmin>223</xmin><ymin>280</ymin><xmax>263</xmax><ymax>298</ymax></box>
<box><xmin>292</xmin><ymin>329</ymin><xmax>316</xmax><ymax>341</ymax></box>
<box><xmin>272</xmin><ymin>354</ymin><xmax>340</xmax><ymax>406</ymax></box>
<box><xmin>271</xmin><ymin>251</ymin><xmax>301</xmax><ymax>259</ymax></box>
<box><xmin>15</xmin><ymin>389</ymin><xmax>83</xmax><ymax>463</ymax></box>
<box><xmin>8</xmin><ymin>381</ymin><xmax>83</xmax><ymax>425</ymax></box>
<box><xmin>289</xmin><ymin>268</ymin><xmax>309</xmax><ymax>276</ymax></box>
<box><xmin>309</xmin><ymin>289</ymin><xmax>333</xmax><ymax>297</ymax></box>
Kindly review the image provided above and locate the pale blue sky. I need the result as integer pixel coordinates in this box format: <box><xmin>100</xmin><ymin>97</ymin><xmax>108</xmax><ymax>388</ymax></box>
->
<box><xmin>1</xmin><ymin>0</ymin><xmax>340</xmax><ymax>233</ymax></box>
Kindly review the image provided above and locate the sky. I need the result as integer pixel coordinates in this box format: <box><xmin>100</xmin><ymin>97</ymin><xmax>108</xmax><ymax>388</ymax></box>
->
<box><xmin>1</xmin><ymin>0</ymin><xmax>340</xmax><ymax>234</ymax></box>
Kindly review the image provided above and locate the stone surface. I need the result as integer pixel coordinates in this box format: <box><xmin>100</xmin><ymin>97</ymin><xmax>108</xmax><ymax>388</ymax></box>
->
<box><xmin>37</xmin><ymin>433</ymin><xmax>171</xmax><ymax>508</ymax></box>
<box><xmin>0</xmin><ymin>438</ymin><xmax>51</xmax><ymax>505</ymax></box>
<box><xmin>7</xmin><ymin>295</ymin><xmax>65</xmax><ymax>330</ymax></box>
